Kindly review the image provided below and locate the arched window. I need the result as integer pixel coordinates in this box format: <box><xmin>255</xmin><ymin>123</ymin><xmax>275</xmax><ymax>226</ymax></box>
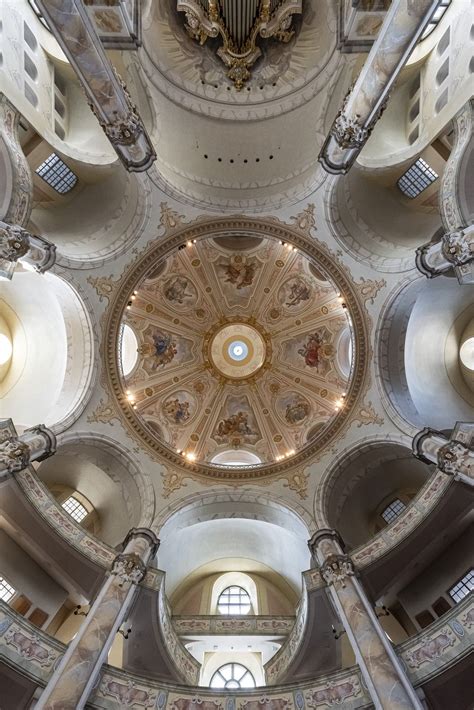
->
<box><xmin>217</xmin><ymin>586</ymin><xmax>251</xmax><ymax>615</ymax></box>
<box><xmin>381</xmin><ymin>498</ymin><xmax>406</xmax><ymax>525</ymax></box>
<box><xmin>0</xmin><ymin>576</ymin><xmax>16</xmax><ymax>603</ymax></box>
<box><xmin>210</xmin><ymin>663</ymin><xmax>256</xmax><ymax>689</ymax></box>
<box><xmin>62</xmin><ymin>495</ymin><xmax>88</xmax><ymax>523</ymax></box>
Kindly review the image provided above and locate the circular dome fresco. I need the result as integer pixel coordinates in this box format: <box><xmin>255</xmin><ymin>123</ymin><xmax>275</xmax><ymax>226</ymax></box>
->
<box><xmin>114</xmin><ymin>232</ymin><xmax>359</xmax><ymax>470</ymax></box>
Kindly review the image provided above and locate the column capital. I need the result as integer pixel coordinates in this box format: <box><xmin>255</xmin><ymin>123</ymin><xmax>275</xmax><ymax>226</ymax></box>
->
<box><xmin>122</xmin><ymin>527</ymin><xmax>160</xmax><ymax>556</ymax></box>
<box><xmin>111</xmin><ymin>552</ymin><xmax>147</xmax><ymax>587</ymax></box>
<box><xmin>308</xmin><ymin>528</ymin><xmax>344</xmax><ymax>557</ymax></box>
<box><xmin>412</xmin><ymin>426</ymin><xmax>446</xmax><ymax>463</ymax></box>
<box><xmin>0</xmin><ymin>223</ymin><xmax>30</xmax><ymax>261</ymax></box>
<box><xmin>437</xmin><ymin>439</ymin><xmax>473</xmax><ymax>475</ymax></box>
<box><xmin>320</xmin><ymin>553</ymin><xmax>355</xmax><ymax>589</ymax></box>
<box><xmin>0</xmin><ymin>438</ymin><xmax>31</xmax><ymax>473</ymax></box>
<box><xmin>0</xmin><ymin>220</ymin><xmax>56</xmax><ymax>280</ymax></box>
<box><xmin>441</xmin><ymin>225</ymin><xmax>474</xmax><ymax>266</ymax></box>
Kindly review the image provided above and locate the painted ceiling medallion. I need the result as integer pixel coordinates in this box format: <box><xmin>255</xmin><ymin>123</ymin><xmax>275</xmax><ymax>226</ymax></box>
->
<box><xmin>176</xmin><ymin>0</ymin><xmax>302</xmax><ymax>89</ymax></box>
<box><xmin>115</xmin><ymin>232</ymin><xmax>357</xmax><ymax>469</ymax></box>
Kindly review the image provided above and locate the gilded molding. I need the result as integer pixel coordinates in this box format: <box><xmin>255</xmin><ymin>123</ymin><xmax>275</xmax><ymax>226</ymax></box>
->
<box><xmin>100</xmin><ymin>213</ymin><xmax>371</xmax><ymax>483</ymax></box>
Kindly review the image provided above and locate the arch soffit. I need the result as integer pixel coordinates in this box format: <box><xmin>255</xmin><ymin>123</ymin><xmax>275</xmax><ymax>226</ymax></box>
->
<box><xmin>155</xmin><ymin>489</ymin><xmax>313</xmax><ymax>540</ymax></box>
<box><xmin>313</xmin><ymin>434</ymin><xmax>414</xmax><ymax>529</ymax></box>
<box><xmin>54</xmin><ymin>431</ymin><xmax>156</xmax><ymax>528</ymax></box>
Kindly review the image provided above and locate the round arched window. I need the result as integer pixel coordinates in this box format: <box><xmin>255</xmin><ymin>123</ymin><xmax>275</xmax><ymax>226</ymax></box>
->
<box><xmin>217</xmin><ymin>586</ymin><xmax>251</xmax><ymax>615</ymax></box>
<box><xmin>210</xmin><ymin>663</ymin><xmax>256</xmax><ymax>689</ymax></box>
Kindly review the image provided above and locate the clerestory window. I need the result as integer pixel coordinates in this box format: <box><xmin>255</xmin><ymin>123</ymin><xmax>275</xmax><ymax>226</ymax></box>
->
<box><xmin>62</xmin><ymin>495</ymin><xmax>88</xmax><ymax>523</ymax></box>
<box><xmin>397</xmin><ymin>158</ymin><xmax>438</xmax><ymax>199</ymax></box>
<box><xmin>217</xmin><ymin>586</ymin><xmax>251</xmax><ymax>615</ymax></box>
<box><xmin>210</xmin><ymin>663</ymin><xmax>256</xmax><ymax>689</ymax></box>
<box><xmin>36</xmin><ymin>153</ymin><xmax>78</xmax><ymax>195</ymax></box>
<box><xmin>381</xmin><ymin>498</ymin><xmax>406</xmax><ymax>524</ymax></box>
<box><xmin>448</xmin><ymin>569</ymin><xmax>474</xmax><ymax>603</ymax></box>
<box><xmin>0</xmin><ymin>576</ymin><xmax>16</xmax><ymax>603</ymax></box>
<box><xmin>420</xmin><ymin>1</ymin><xmax>452</xmax><ymax>40</ymax></box>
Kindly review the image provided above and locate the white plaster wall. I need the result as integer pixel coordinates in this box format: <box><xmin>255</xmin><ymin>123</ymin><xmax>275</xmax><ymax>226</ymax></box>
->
<box><xmin>0</xmin><ymin>528</ymin><xmax>68</xmax><ymax>623</ymax></box>
<box><xmin>405</xmin><ymin>278</ymin><xmax>474</xmax><ymax>428</ymax></box>
<box><xmin>159</xmin><ymin>519</ymin><xmax>310</xmax><ymax>597</ymax></box>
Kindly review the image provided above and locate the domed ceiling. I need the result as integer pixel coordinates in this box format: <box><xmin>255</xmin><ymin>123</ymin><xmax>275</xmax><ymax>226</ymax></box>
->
<box><xmin>118</xmin><ymin>236</ymin><xmax>353</xmax><ymax>465</ymax></box>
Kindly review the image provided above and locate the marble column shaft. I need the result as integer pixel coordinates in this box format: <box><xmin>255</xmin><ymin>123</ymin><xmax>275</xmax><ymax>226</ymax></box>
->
<box><xmin>309</xmin><ymin>530</ymin><xmax>423</xmax><ymax>710</ymax></box>
<box><xmin>319</xmin><ymin>0</ymin><xmax>444</xmax><ymax>173</ymax></box>
<box><xmin>412</xmin><ymin>428</ymin><xmax>474</xmax><ymax>486</ymax></box>
<box><xmin>0</xmin><ymin>424</ymin><xmax>57</xmax><ymax>477</ymax></box>
<box><xmin>34</xmin><ymin>0</ymin><xmax>156</xmax><ymax>172</ymax></box>
<box><xmin>36</xmin><ymin>528</ymin><xmax>159</xmax><ymax>710</ymax></box>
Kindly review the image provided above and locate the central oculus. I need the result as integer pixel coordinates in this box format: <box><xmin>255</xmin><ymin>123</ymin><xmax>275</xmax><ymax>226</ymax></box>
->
<box><xmin>210</xmin><ymin>323</ymin><xmax>266</xmax><ymax>380</ymax></box>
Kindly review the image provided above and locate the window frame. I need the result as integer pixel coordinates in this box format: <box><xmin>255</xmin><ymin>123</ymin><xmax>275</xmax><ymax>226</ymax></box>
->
<box><xmin>62</xmin><ymin>495</ymin><xmax>88</xmax><ymax>523</ymax></box>
<box><xmin>0</xmin><ymin>576</ymin><xmax>16</xmax><ymax>604</ymax></box>
<box><xmin>217</xmin><ymin>585</ymin><xmax>252</xmax><ymax>616</ymax></box>
<box><xmin>35</xmin><ymin>153</ymin><xmax>78</xmax><ymax>195</ymax></box>
<box><xmin>397</xmin><ymin>158</ymin><xmax>438</xmax><ymax>199</ymax></box>
<box><xmin>420</xmin><ymin>1</ymin><xmax>452</xmax><ymax>41</ymax></box>
<box><xmin>209</xmin><ymin>662</ymin><xmax>256</xmax><ymax>690</ymax></box>
<box><xmin>381</xmin><ymin>498</ymin><xmax>406</xmax><ymax>525</ymax></box>
<box><xmin>448</xmin><ymin>569</ymin><xmax>474</xmax><ymax>604</ymax></box>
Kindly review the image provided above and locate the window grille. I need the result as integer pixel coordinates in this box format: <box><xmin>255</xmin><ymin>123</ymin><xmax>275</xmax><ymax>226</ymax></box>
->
<box><xmin>381</xmin><ymin>498</ymin><xmax>406</xmax><ymax>524</ymax></box>
<box><xmin>36</xmin><ymin>153</ymin><xmax>77</xmax><ymax>194</ymax></box>
<box><xmin>217</xmin><ymin>586</ymin><xmax>251</xmax><ymax>615</ymax></box>
<box><xmin>0</xmin><ymin>577</ymin><xmax>16</xmax><ymax>603</ymax></box>
<box><xmin>448</xmin><ymin>569</ymin><xmax>474</xmax><ymax>603</ymax></box>
<box><xmin>62</xmin><ymin>496</ymin><xmax>88</xmax><ymax>523</ymax></box>
<box><xmin>397</xmin><ymin>158</ymin><xmax>438</xmax><ymax>198</ymax></box>
<box><xmin>210</xmin><ymin>663</ymin><xmax>256</xmax><ymax>689</ymax></box>
<box><xmin>420</xmin><ymin>1</ymin><xmax>452</xmax><ymax>40</ymax></box>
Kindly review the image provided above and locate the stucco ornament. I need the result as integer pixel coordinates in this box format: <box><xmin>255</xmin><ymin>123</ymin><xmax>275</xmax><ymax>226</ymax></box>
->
<box><xmin>0</xmin><ymin>439</ymin><xmax>31</xmax><ymax>473</ymax></box>
<box><xmin>320</xmin><ymin>554</ymin><xmax>355</xmax><ymax>588</ymax></box>
<box><xmin>331</xmin><ymin>109</ymin><xmax>369</xmax><ymax>150</ymax></box>
<box><xmin>437</xmin><ymin>440</ymin><xmax>473</xmax><ymax>478</ymax></box>
<box><xmin>442</xmin><ymin>229</ymin><xmax>474</xmax><ymax>266</ymax></box>
<box><xmin>0</xmin><ymin>224</ymin><xmax>30</xmax><ymax>261</ymax></box>
<box><xmin>111</xmin><ymin>552</ymin><xmax>147</xmax><ymax>586</ymax></box>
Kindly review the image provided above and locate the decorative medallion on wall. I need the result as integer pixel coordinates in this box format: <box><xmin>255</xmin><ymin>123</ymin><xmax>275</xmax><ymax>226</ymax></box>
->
<box><xmin>176</xmin><ymin>0</ymin><xmax>302</xmax><ymax>88</ymax></box>
<box><xmin>103</xmin><ymin>216</ymin><xmax>370</xmax><ymax>481</ymax></box>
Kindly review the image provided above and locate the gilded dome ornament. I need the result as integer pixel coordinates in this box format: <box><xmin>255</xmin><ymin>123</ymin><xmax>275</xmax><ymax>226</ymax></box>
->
<box><xmin>103</xmin><ymin>216</ymin><xmax>370</xmax><ymax>482</ymax></box>
<box><xmin>176</xmin><ymin>0</ymin><xmax>302</xmax><ymax>89</ymax></box>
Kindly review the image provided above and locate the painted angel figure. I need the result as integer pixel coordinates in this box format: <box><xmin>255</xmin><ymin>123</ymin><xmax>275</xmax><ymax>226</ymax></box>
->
<box><xmin>298</xmin><ymin>332</ymin><xmax>323</xmax><ymax>369</ymax></box>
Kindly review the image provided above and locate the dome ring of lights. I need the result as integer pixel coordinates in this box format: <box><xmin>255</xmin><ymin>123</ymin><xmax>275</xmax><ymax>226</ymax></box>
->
<box><xmin>105</xmin><ymin>217</ymin><xmax>370</xmax><ymax>481</ymax></box>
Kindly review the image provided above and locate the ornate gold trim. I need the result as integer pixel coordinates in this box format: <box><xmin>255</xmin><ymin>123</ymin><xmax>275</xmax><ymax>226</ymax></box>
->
<box><xmin>102</xmin><ymin>215</ymin><xmax>371</xmax><ymax>482</ymax></box>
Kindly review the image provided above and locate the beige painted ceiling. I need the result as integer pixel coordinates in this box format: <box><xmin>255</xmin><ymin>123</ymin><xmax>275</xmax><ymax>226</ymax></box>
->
<box><xmin>119</xmin><ymin>236</ymin><xmax>353</xmax><ymax>464</ymax></box>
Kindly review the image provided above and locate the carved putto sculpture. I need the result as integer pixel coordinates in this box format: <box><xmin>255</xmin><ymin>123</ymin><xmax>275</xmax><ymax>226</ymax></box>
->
<box><xmin>0</xmin><ymin>438</ymin><xmax>31</xmax><ymax>474</ymax></box>
<box><xmin>111</xmin><ymin>552</ymin><xmax>147</xmax><ymax>586</ymax></box>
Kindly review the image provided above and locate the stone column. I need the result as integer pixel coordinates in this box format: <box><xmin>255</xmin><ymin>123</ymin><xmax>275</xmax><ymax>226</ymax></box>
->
<box><xmin>416</xmin><ymin>224</ymin><xmax>474</xmax><ymax>283</ymax></box>
<box><xmin>319</xmin><ymin>0</ymin><xmax>444</xmax><ymax>174</ymax></box>
<box><xmin>0</xmin><ymin>423</ymin><xmax>57</xmax><ymax>478</ymax></box>
<box><xmin>412</xmin><ymin>426</ymin><xmax>474</xmax><ymax>486</ymax></box>
<box><xmin>36</xmin><ymin>528</ymin><xmax>159</xmax><ymax>710</ymax></box>
<box><xmin>34</xmin><ymin>0</ymin><xmax>156</xmax><ymax>172</ymax></box>
<box><xmin>309</xmin><ymin>530</ymin><xmax>423</xmax><ymax>710</ymax></box>
<box><xmin>0</xmin><ymin>221</ymin><xmax>56</xmax><ymax>280</ymax></box>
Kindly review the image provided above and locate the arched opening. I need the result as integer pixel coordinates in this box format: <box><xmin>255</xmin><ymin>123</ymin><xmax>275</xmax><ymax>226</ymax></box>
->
<box><xmin>378</xmin><ymin>276</ymin><xmax>474</xmax><ymax>430</ymax></box>
<box><xmin>0</xmin><ymin>270</ymin><xmax>94</xmax><ymax>430</ymax></box>
<box><xmin>36</xmin><ymin>439</ymin><xmax>147</xmax><ymax>547</ymax></box>
<box><xmin>322</xmin><ymin>442</ymin><xmax>433</xmax><ymax>550</ymax></box>
<box><xmin>158</xmin><ymin>495</ymin><xmax>310</xmax><ymax>687</ymax></box>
